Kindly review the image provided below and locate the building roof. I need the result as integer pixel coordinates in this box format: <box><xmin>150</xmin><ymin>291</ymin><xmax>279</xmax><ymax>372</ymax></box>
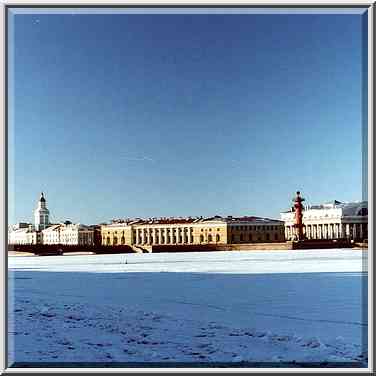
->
<box><xmin>108</xmin><ymin>215</ymin><xmax>282</xmax><ymax>226</ymax></box>
<box><xmin>281</xmin><ymin>200</ymin><xmax>368</xmax><ymax>217</ymax></box>
<box><xmin>42</xmin><ymin>224</ymin><xmax>61</xmax><ymax>232</ymax></box>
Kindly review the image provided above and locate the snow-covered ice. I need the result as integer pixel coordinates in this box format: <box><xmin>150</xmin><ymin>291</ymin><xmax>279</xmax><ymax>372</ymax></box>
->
<box><xmin>8</xmin><ymin>249</ymin><xmax>368</xmax><ymax>367</ymax></box>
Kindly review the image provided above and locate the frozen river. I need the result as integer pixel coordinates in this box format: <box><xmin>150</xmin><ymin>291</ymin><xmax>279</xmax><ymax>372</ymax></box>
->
<box><xmin>8</xmin><ymin>249</ymin><xmax>368</xmax><ymax>367</ymax></box>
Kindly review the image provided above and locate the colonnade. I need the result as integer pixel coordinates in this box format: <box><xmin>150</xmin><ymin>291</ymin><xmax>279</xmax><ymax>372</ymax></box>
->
<box><xmin>134</xmin><ymin>227</ymin><xmax>194</xmax><ymax>245</ymax></box>
<box><xmin>285</xmin><ymin>223</ymin><xmax>367</xmax><ymax>241</ymax></box>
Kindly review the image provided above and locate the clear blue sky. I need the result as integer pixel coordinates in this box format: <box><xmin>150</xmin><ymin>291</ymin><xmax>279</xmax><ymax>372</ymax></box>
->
<box><xmin>8</xmin><ymin>9</ymin><xmax>367</xmax><ymax>225</ymax></box>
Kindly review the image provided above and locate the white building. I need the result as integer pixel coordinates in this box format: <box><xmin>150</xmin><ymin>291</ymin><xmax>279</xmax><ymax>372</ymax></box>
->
<box><xmin>8</xmin><ymin>226</ymin><xmax>41</xmax><ymax>245</ymax></box>
<box><xmin>41</xmin><ymin>224</ymin><xmax>61</xmax><ymax>244</ymax></box>
<box><xmin>42</xmin><ymin>223</ymin><xmax>94</xmax><ymax>246</ymax></box>
<box><xmin>280</xmin><ymin>200</ymin><xmax>368</xmax><ymax>241</ymax></box>
<box><xmin>9</xmin><ymin>192</ymin><xmax>94</xmax><ymax>246</ymax></box>
<box><xmin>60</xmin><ymin>223</ymin><xmax>94</xmax><ymax>246</ymax></box>
<box><xmin>8</xmin><ymin>193</ymin><xmax>50</xmax><ymax>245</ymax></box>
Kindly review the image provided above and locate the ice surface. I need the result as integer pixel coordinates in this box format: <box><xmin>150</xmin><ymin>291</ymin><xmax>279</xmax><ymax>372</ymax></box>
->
<box><xmin>8</xmin><ymin>249</ymin><xmax>368</xmax><ymax>367</ymax></box>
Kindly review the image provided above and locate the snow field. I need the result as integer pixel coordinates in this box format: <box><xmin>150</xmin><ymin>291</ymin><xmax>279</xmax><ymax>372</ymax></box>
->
<box><xmin>8</xmin><ymin>249</ymin><xmax>368</xmax><ymax>366</ymax></box>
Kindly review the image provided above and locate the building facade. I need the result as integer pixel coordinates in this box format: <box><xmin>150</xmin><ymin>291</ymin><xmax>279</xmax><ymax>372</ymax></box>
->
<box><xmin>42</xmin><ymin>223</ymin><xmax>94</xmax><ymax>245</ymax></box>
<box><xmin>8</xmin><ymin>225</ymin><xmax>42</xmax><ymax>245</ymax></box>
<box><xmin>101</xmin><ymin>216</ymin><xmax>285</xmax><ymax>246</ymax></box>
<box><xmin>280</xmin><ymin>200</ymin><xmax>368</xmax><ymax>241</ymax></box>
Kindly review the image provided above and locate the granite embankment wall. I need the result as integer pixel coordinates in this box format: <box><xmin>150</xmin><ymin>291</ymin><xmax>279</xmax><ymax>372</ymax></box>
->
<box><xmin>9</xmin><ymin>239</ymin><xmax>360</xmax><ymax>256</ymax></box>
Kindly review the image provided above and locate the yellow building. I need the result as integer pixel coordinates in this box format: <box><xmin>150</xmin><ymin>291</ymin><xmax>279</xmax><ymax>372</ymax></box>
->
<box><xmin>101</xmin><ymin>216</ymin><xmax>285</xmax><ymax>247</ymax></box>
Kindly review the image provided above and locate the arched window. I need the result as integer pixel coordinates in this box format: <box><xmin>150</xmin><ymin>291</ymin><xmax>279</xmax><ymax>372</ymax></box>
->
<box><xmin>200</xmin><ymin>235</ymin><xmax>204</xmax><ymax>243</ymax></box>
<box><xmin>113</xmin><ymin>236</ymin><xmax>118</xmax><ymax>245</ymax></box>
<box><xmin>216</xmin><ymin>234</ymin><xmax>220</xmax><ymax>242</ymax></box>
<box><xmin>208</xmin><ymin>234</ymin><xmax>212</xmax><ymax>242</ymax></box>
<box><xmin>106</xmin><ymin>237</ymin><xmax>111</xmax><ymax>245</ymax></box>
<box><xmin>121</xmin><ymin>236</ymin><xmax>125</xmax><ymax>245</ymax></box>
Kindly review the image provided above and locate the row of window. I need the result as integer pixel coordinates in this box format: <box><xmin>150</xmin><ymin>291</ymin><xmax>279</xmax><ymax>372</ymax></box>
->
<box><xmin>200</xmin><ymin>234</ymin><xmax>221</xmax><ymax>242</ymax></box>
<box><xmin>105</xmin><ymin>231</ymin><xmax>283</xmax><ymax>244</ymax></box>
<box><xmin>106</xmin><ymin>225</ymin><xmax>282</xmax><ymax>236</ymax></box>
<box><xmin>134</xmin><ymin>228</ymin><xmax>193</xmax><ymax>234</ymax></box>
<box><xmin>104</xmin><ymin>235</ymin><xmax>195</xmax><ymax>245</ymax></box>
<box><xmin>231</xmin><ymin>233</ymin><xmax>279</xmax><ymax>242</ymax></box>
<box><xmin>232</xmin><ymin>225</ymin><xmax>281</xmax><ymax>231</ymax></box>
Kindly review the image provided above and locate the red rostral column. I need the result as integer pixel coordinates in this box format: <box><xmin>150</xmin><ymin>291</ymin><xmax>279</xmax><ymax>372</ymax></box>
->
<box><xmin>293</xmin><ymin>191</ymin><xmax>305</xmax><ymax>241</ymax></box>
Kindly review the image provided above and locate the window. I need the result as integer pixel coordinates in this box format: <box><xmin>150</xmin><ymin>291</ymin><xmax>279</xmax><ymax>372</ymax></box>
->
<box><xmin>121</xmin><ymin>236</ymin><xmax>125</xmax><ymax>245</ymax></box>
<box><xmin>266</xmin><ymin>233</ymin><xmax>270</xmax><ymax>241</ymax></box>
<box><xmin>113</xmin><ymin>237</ymin><xmax>118</xmax><ymax>245</ymax></box>
<box><xmin>358</xmin><ymin>208</ymin><xmax>368</xmax><ymax>216</ymax></box>
<box><xmin>249</xmin><ymin>234</ymin><xmax>252</xmax><ymax>241</ymax></box>
<box><xmin>106</xmin><ymin>237</ymin><xmax>111</xmax><ymax>245</ymax></box>
<box><xmin>240</xmin><ymin>233</ymin><xmax>244</xmax><ymax>241</ymax></box>
<box><xmin>275</xmin><ymin>234</ymin><xmax>278</xmax><ymax>240</ymax></box>
<box><xmin>216</xmin><ymin>234</ymin><xmax>220</xmax><ymax>242</ymax></box>
<box><xmin>200</xmin><ymin>235</ymin><xmax>204</xmax><ymax>242</ymax></box>
<box><xmin>208</xmin><ymin>234</ymin><xmax>212</xmax><ymax>242</ymax></box>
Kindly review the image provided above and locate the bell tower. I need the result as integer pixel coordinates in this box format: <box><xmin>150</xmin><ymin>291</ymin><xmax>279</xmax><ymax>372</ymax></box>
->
<box><xmin>34</xmin><ymin>192</ymin><xmax>50</xmax><ymax>231</ymax></box>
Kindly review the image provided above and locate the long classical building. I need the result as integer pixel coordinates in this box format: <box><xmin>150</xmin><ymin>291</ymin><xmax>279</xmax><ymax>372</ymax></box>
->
<box><xmin>101</xmin><ymin>215</ymin><xmax>285</xmax><ymax>246</ymax></box>
<box><xmin>280</xmin><ymin>200</ymin><xmax>368</xmax><ymax>241</ymax></box>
